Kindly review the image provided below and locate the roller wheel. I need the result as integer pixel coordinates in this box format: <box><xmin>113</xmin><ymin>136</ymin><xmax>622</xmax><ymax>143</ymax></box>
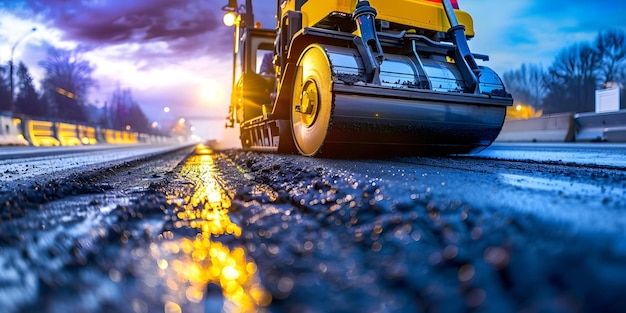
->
<box><xmin>290</xmin><ymin>45</ymin><xmax>333</xmax><ymax>156</ymax></box>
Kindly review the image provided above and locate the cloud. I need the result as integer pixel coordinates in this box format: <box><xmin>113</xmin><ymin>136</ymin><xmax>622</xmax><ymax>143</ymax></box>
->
<box><xmin>10</xmin><ymin>0</ymin><xmax>234</xmax><ymax>60</ymax></box>
<box><xmin>3</xmin><ymin>0</ymin><xmax>274</xmax><ymax>72</ymax></box>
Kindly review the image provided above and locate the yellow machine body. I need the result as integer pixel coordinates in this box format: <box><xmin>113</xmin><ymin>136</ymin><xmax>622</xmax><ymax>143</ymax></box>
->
<box><xmin>227</xmin><ymin>0</ymin><xmax>513</xmax><ymax>156</ymax></box>
<box><xmin>292</xmin><ymin>0</ymin><xmax>474</xmax><ymax>37</ymax></box>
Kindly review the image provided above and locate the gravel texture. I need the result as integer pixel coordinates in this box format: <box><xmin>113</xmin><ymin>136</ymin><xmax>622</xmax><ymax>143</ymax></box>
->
<box><xmin>2</xmin><ymin>145</ymin><xmax>626</xmax><ymax>313</ymax></box>
<box><xmin>214</xmin><ymin>150</ymin><xmax>626</xmax><ymax>313</ymax></box>
<box><xmin>0</xmin><ymin>147</ymin><xmax>196</xmax><ymax>313</ymax></box>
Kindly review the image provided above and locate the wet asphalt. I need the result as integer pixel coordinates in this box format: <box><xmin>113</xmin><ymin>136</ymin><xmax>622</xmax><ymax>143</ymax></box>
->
<box><xmin>1</xmin><ymin>144</ymin><xmax>626</xmax><ymax>313</ymax></box>
<box><xmin>217</xmin><ymin>149</ymin><xmax>626</xmax><ymax>313</ymax></box>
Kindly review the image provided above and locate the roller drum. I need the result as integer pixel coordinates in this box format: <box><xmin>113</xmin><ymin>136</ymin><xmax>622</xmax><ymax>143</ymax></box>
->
<box><xmin>290</xmin><ymin>44</ymin><xmax>510</xmax><ymax>155</ymax></box>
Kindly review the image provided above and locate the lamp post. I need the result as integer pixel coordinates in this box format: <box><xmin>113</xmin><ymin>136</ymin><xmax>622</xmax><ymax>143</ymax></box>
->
<box><xmin>242</xmin><ymin>0</ymin><xmax>254</xmax><ymax>27</ymax></box>
<box><xmin>10</xmin><ymin>27</ymin><xmax>37</xmax><ymax>113</ymax></box>
<box><xmin>222</xmin><ymin>0</ymin><xmax>253</xmax><ymax>127</ymax></box>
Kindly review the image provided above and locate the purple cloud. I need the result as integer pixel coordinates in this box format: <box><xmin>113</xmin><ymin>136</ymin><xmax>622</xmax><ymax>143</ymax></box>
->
<box><xmin>13</xmin><ymin>0</ymin><xmax>239</xmax><ymax>59</ymax></box>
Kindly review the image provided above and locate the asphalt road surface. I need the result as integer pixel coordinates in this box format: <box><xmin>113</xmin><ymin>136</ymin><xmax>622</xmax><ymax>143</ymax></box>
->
<box><xmin>1</xmin><ymin>143</ymin><xmax>625</xmax><ymax>313</ymax></box>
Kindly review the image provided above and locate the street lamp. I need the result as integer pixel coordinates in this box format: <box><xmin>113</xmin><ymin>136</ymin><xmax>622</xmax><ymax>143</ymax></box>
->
<box><xmin>222</xmin><ymin>0</ymin><xmax>238</xmax><ymax>27</ymax></box>
<box><xmin>223</xmin><ymin>11</ymin><xmax>237</xmax><ymax>27</ymax></box>
<box><xmin>10</xmin><ymin>27</ymin><xmax>37</xmax><ymax>113</ymax></box>
<box><xmin>221</xmin><ymin>0</ymin><xmax>254</xmax><ymax>28</ymax></box>
<box><xmin>222</xmin><ymin>0</ymin><xmax>254</xmax><ymax>128</ymax></box>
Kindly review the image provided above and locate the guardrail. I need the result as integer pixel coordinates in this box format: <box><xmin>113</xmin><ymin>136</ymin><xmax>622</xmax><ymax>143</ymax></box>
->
<box><xmin>79</xmin><ymin>125</ymin><xmax>98</xmax><ymax>145</ymax></box>
<box><xmin>0</xmin><ymin>115</ymin><xmax>29</xmax><ymax>146</ymax></box>
<box><xmin>497</xmin><ymin>110</ymin><xmax>626</xmax><ymax>143</ymax></box>
<box><xmin>26</xmin><ymin>120</ymin><xmax>60</xmax><ymax>146</ymax></box>
<box><xmin>603</xmin><ymin>127</ymin><xmax>626</xmax><ymax>142</ymax></box>
<box><xmin>574</xmin><ymin>110</ymin><xmax>626</xmax><ymax>142</ymax></box>
<box><xmin>0</xmin><ymin>113</ymin><xmax>174</xmax><ymax>146</ymax></box>
<box><xmin>496</xmin><ymin>113</ymin><xmax>575</xmax><ymax>142</ymax></box>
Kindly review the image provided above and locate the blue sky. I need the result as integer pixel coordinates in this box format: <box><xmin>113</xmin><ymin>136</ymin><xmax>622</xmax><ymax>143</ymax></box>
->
<box><xmin>462</xmin><ymin>1</ymin><xmax>626</xmax><ymax>75</ymax></box>
<box><xmin>0</xmin><ymin>0</ymin><xmax>625</xmax><ymax>139</ymax></box>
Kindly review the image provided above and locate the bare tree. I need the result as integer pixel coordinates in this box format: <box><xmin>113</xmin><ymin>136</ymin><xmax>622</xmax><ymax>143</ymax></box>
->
<box><xmin>39</xmin><ymin>46</ymin><xmax>97</xmax><ymax>122</ymax></box>
<box><xmin>593</xmin><ymin>29</ymin><xmax>626</xmax><ymax>86</ymax></box>
<box><xmin>0</xmin><ymin>65</ymin><xmax>10</xmax><ymax>112</ymax></box>
<box><xmin>15</xmin><ymin>62</ymin><xmax>46</xmax><ymax>117</ymax></box>
<box><xmin>543</xmin><ymin>42</ymin><xmax>599</xmax><ymax>113</ymax></box>
<box><xmin>593</xmin><ymin>29</ymin><xmax>626</xmax><ymax>109</ymax></box>
<box><xmin>109</xmin><ymin>84</ymin><xmax>152</xmax><ymax>132</ymax></box>
<box><xmin>502</xmin><ymin>63</ymin><xmax>548</xmax><ymax>110</ymax></box>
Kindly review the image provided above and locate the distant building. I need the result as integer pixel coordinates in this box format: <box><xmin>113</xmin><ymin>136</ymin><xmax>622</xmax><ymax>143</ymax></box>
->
<box><xmin>595</xmin><ymin>85</ymin><xmax>620</xmax><ymax>113</ymax></box>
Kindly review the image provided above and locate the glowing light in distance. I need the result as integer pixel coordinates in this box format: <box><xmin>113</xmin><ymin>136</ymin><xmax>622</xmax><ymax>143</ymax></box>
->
<box><xmin>223</xmin><ymin>12</ymin><xmax>236</xmax><ymax>27</ymax></box>
<box><xmin>200</xmin><ymin>84</ymin><xmax>219</xmax><ymax>102</ymax></box>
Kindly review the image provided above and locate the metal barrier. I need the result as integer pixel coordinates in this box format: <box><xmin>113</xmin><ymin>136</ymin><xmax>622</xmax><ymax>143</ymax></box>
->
<box><xmin>0</xmin><ymin>114</ymin><xmax>177</xmax><ymax>146</ymax></box>
<box><xmin>575</xmin><ymin>110</ymin><xmax>626</xmax><ymax>142</ymax></box>
<box><xmin>56</xmin><ymin>122</ymin><xmax>82</xmax><ymax>146</ymax></box>
<box><xmin>78</xmin><ymin>125</ymin><xmax>98</xmax><ymax>145</ymax></box>
<box><xmin>496</xmin><ymin>113</ymin><xmax>575</xmax><ymax>142</ymax></box>
<box><xmin>102</xmin><ymin>129</ymin><xmax>127</xmax><ymax>144</ymax></box>
<box><xmin>603</xmin><ymin>127</ymin><xmax>626</xmax><ymax>142</ymax></box>
<box><xmin>25</xmin><ymin>120</ymin><xmax>60</xmax><ymax>146</ymax></box>
<box><xmin>0</xmin><ymin>115</ymin><xmax>29</xmax><ymax>146</ymax></box>
<box><xmin>122</xmin><ymin>131</ymin><xmax>138</xmax><ymax>144</ymax></box>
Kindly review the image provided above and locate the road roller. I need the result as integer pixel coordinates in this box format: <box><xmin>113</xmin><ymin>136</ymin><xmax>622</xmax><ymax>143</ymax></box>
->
<box><xmin>223</xmin><ymin>0</ymin><xmax>513</xmax><ymax>156</ymax></box>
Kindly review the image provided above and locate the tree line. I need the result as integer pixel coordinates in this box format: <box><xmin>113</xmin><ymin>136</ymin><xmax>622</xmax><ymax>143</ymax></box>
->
<box><xmin>502</xmin><ymin>29</ymin><xmax>626</xmax><ymax>114</ymax></box>
<box><xmin>0</xmin><ymin>46</ymin><xmax>158</xmax><ymax>134</ymax></box>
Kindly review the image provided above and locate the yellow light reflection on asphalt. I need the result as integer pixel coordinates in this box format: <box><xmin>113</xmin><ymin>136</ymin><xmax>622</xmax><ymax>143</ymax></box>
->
<box><xmin>161</xmin><ymin>149</ymin><xmax>270</xmax><ymax>312</ymax></box>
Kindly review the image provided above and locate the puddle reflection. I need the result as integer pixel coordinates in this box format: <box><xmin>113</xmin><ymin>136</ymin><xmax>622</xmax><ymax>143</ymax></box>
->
<box><xmin>157</xmin><ymin>148</ymin><xmax>270</xmax><ymax>313</ymax></box>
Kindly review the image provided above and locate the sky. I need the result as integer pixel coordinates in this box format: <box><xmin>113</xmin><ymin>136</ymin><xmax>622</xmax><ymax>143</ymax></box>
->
<box><xmin>0</xmin><ymin>0</ymin><xmax>625</xmax><ymax>140</ymax></box>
